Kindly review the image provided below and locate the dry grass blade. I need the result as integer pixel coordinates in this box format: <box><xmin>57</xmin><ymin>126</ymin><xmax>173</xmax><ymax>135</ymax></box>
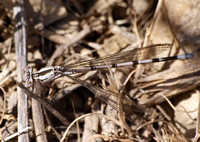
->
<box><xmin>60</xmin><ymin>112</ymin><xmax>122</xmax><ymax>142</ymax></box>
<box><xmin>137</xmin><ymin>57</ymin><xmax>199</xmax><ymax>105</ymax></box>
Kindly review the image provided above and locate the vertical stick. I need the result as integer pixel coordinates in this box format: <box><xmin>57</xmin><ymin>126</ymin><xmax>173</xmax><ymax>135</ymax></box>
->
<box><xmin>32</xmin><ymin>81</ymin><xmax>48</xmax><ymax>142</ymax></box>
<box><xmin>13</xmin><ymin>0</ymin><xmax>28</xmax><ymax>141</ymax></box>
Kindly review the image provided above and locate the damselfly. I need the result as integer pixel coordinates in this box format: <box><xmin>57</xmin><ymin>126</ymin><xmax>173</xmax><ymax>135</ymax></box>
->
<box><xmin>24</xmin><ymin>43</ymin><xmax>193</xmax><ymax>86</ymax></box>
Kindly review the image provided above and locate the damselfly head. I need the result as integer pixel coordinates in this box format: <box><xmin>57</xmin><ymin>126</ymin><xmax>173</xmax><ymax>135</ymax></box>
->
<box><xmin>22</xmin><ymin>66</ymin><xmax>34</xmax><ymax>87</ymax></box>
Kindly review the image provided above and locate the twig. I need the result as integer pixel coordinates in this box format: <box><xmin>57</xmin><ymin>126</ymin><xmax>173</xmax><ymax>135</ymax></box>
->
<box><xmin>0</xmin><ymin>70</ymin><xmax>17</xmax><ymax>87</ymax></box>
<box><xmin>47</xmin><ymin>26</ymin><xmax>91</xmax><ymax>66</ymax></box>
<box><xmin>3</xmin><ymin>127</ymin><xmax>32</xmax><ymax>142</ymax></box>
<box><xmin>17</xmin><ymin>82</ymin><xmax>70</xmax><ymax>126</ymax></box>
<box><xmin>31</xmin><ymin>81</ymin><xmax>48</xmax><ymax>142</ymax></box>
<box><xmin>13</xmin><ymin>0</ymin><xmax>29</xmax><ymax>141</ymax></box>
<box><xmin>0</xmin><ymin>87</ymin><xmax>6</xmax><ymax>125</ymax></box>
